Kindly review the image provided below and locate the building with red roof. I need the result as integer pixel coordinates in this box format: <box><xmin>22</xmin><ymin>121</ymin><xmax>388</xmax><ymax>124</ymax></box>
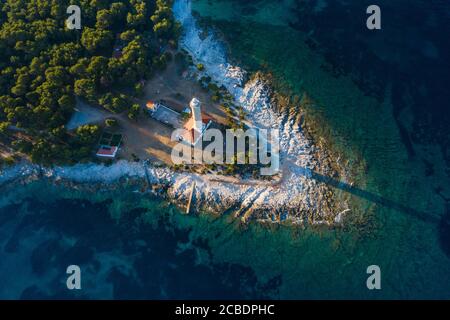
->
<box><xmin>180</xmin><ymin>98</ymin><xmax>212</xmax><ymax>146</ymax></box>
<box><xmin>96</xmin><ymin>146</ymin><xmax>118</xmax><ymax>158</ymax></box>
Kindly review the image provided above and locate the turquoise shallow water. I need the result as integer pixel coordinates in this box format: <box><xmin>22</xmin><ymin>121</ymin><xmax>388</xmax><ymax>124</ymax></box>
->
<box><xmin>0</xmin><ymin>174</ymin><xmax>449</xmax><ymax>299</ymax></box>
<box><xmin>192</xmin><ymin>0</ymin><xmax>450</xmax><ymax>173</ymax></box>
<box><xmin>186</xmin><ymin>0</ymin><xmax>450</xmax><ymax>298</ymax></box>
<box><xmin>1</xmin><ymin>0</ymin><xmax>450</xmax><ymax>299</ymax></box>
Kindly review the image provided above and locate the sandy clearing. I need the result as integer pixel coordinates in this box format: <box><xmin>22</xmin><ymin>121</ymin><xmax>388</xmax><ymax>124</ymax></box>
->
<box><xmin>65</xmin><ymin>51</ymin><xmax>231</xmax><ymax>164</ymax></box>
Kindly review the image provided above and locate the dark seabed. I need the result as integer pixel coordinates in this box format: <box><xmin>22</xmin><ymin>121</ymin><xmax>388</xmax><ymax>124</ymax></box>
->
<box><xmin>0</xmin><ymin>181</ymin><xmax>281</xmax><ymax>299</ymax></box>
<box><xmin>1</xmin><ymin>0</ymin><xmax>450</xmax><ymax>299</ymax></box>
<box><xmin>1</xmin><ymin>174</ymin><xmax>450</xmax><ymax>299</ymax></box>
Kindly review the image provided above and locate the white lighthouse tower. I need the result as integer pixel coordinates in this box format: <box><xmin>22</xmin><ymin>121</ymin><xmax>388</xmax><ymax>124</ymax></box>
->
<box><xmin>190</xmin><ymin>97</ymin><xmax>203</xmax><ymax>132</ymax></box>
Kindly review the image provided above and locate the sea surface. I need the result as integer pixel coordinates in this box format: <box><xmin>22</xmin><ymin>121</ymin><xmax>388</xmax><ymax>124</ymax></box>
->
<box><xmin>1</xmin><ymin>0</ymin><xmax>450</xmax><ymax>299</ymax></box>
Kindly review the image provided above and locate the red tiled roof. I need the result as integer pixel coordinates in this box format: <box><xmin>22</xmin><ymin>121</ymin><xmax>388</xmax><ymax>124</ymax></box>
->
<box><xmin>96</xmin><ymin>146</ymin><xmax>118</xmax><ymax>157</ymax></box>
<box><xmin>181</xmin><ymin>128</ymin><xmax>201</xmax><ymax>145</ymax></box>
<box><xmin>180</xmin><ymin>114</ymin><xmax>213</xmax><ymax>145</ymax></box>
<box><xmin>183</xmin><ymin>113</ymin><xmax>212</xmax><ymax>131</ymax></box>
<box><xmin>146</xmin><ymin>101</ymin><xmax>157</xmax><ymax>110</ymax></box>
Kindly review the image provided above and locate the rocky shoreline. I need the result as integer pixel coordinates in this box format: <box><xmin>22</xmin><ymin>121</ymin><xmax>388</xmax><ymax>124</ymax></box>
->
<box><xmin>0</xmin><ymin>75</ymin><xmax>351</xmax><ymax>223</ymax></box>
<box><xmin>0</xmin><ymin>0</ymin><xmax>353</xmax><ymax>226</ymax></box>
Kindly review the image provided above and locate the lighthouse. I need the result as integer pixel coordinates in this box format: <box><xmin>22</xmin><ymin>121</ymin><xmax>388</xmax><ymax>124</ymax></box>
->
<box><xmin>182</xmin><ymin>97</ymin><xmax>213</xmax><ymax>145</ymax></box>
<box><xmin>190</xmin><ymin>97</ymin><xmax>203</xmax><ymax>132</ymax></box>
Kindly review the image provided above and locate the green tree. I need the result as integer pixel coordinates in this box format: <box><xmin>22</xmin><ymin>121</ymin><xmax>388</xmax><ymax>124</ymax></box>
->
<box><xmin>0</xmin><ymin>0</ymin><xmax>181</xmax><ymax>165</ymax></box>
<box><xmin>69</xmin><ymin>58</ymin><xmax>89</xmax><ymax>78</ymax></box>
<box><xmin>76</xmin><ymin>124</ymin><xmax>100</xmax><ymax>145</ymax></box>
<box><xmin>128</xmin><ymin>103</ymin><xmax>140</xmax><ymax>120</ymax></box>
<box><xmin>74</xmin><ymin>78</ymin><xmax>96</xmax><ymax>101</ymax></box>
<box><xmin>111</xmin><ymin>94</ymin><xmax>128</xmax><ymax>113</ymax></box>
<box><xmin>120</xmin><ymin>29</ymin><xmax>137</xmax><ymax>42</ymax></box>
<box><xmin>87</xmin><ymin>56</ymin><xmax>110</xmax><ymax>83</ymax></box>
<box><xmin>0</xmin><ymin>121</ymin><xmax>10</xmax><ymax>136</ymax></box>
<box><xmin>81</xmin><ymin>27</ymin><xmax>113</xmax><ymax>53</ymax></box>
<box><xmin>96</xmin><ymin>9</ymin><xmax>113</xmax><ymax>30</ymax></box>
<box><xmin>105</xmin><ymin>118</ymin><xmax>118</xmax><ymax>128</ymax></box>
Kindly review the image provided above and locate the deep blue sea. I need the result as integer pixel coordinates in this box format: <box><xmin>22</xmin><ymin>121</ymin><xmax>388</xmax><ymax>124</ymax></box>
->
<box><xmin>1</xmin><ymin>0</ymin><xmax>450</xmax><ymax>299</ymax></box>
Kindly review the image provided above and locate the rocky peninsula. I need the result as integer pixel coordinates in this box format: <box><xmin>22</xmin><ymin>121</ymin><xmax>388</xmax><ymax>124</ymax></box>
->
<box><xmin>0</xmin><ymin>0</ymin><xmax>353</xmax><ymax>226</ymax></box>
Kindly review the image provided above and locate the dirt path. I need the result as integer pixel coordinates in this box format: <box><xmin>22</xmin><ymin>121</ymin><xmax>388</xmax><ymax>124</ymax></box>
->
<box><xmin>120</xmin><ymin>54</ymin><xmax>230</xmax><ymax>163</ymax></box>
<box><xmin>143</xmin><ymin>53</ymin><xmax>228</xmax><ymax>122</ymax></box>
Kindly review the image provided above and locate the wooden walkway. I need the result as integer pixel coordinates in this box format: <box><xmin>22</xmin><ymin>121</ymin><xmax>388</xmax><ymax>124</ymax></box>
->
<box><xmin>186</xmin><ymin>181</ymin><xmax>196</xmax><ymax>214</ymax></box>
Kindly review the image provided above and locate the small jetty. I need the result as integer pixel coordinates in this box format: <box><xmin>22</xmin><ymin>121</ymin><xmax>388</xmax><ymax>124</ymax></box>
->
<box><xmin>186</xmin><ymin>181</ymin><xmax>196</xmax><ymax>214</ymax></box>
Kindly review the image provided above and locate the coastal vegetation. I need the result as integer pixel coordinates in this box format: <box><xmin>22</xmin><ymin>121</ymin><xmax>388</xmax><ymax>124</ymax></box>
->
<box><xmin>0</xmin><ymin>0</ymin><xmax>180</xmax><ymax>166</ymax></box>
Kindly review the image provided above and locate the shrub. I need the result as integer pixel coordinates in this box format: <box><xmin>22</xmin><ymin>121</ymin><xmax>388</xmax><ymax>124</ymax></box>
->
<box><xmin>196</xmin><ymin>63</ymin><xmax>205</xmax><ymax>71</ymax></box>
<box><xmin>105</xmin><ymin>118</ymin><xmax>118</xmax><ymax>128</ymax></box>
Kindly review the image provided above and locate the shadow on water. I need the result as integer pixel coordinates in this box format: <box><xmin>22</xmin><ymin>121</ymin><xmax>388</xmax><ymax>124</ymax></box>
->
<box><xmin>306</xmin><ymin>169</ymin><xmax>440</xmax><ymax>224</ymax></box>
<box><xmin>306</xmin><ymin>168</ymin><xmax>450</xmax><ymax>257</ymax></box>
